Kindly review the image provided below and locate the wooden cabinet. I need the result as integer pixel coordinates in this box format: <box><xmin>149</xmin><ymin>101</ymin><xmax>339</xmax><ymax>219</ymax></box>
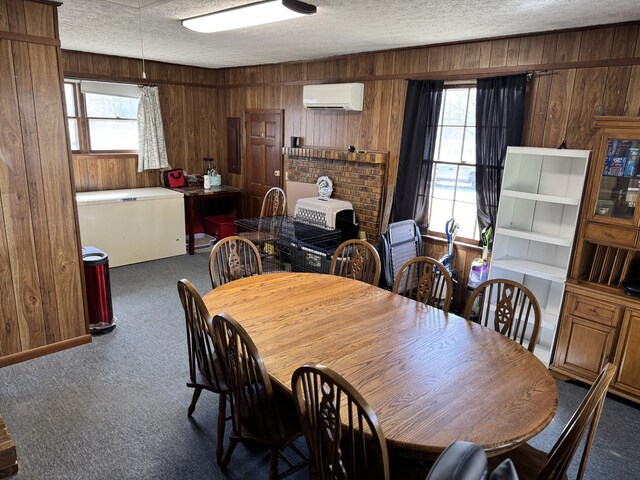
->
<box><xmin>613</xmin><ymin>310</ymin><xmax>640</xmax><ymax>397</ymax></box>
<box><xmin>551</xmin><ymin>116</ymin><xmax>640</xmax><ymax>404</ymax></box>
<box><xmin>0</xmin><ymin>0</ymin><xmax>90</xmax><ymax>367</ymax></box>
<box><xmin>554</xmin><ymin>289</ymin><xmax>620</xmax><ymax>379</ymax></box>
<box><xmin>585</xmin><ymin>120</ymin><xmax>640</xmax><ymax>227</ymax></box>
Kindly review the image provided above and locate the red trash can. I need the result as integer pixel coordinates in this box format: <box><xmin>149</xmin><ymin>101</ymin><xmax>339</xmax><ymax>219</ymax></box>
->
<box><xmin>82</xmin><ymin>246</ymin><xmax>116</xmax><ymax>334</ymax></box>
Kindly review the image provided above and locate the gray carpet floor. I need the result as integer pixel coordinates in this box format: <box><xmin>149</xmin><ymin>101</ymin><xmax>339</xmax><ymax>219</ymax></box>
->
<box><xmin>0</xmin><ymin>253</ymin><xmax>639</xmax><ymax>479</ymax></box>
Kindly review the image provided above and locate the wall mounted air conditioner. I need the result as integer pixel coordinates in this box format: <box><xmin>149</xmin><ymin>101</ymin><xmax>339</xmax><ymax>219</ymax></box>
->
<box><xmin>302</xmin><ymin>83</ymin><xmax>364</xmax><ymax>111</ymax></box>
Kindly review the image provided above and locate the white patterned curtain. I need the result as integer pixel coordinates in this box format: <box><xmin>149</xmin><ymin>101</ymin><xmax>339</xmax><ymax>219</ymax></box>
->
<box><xmin>137</xmin><ymin>86</ymin><xmax>169</xmax><ymax>172</ymax></box>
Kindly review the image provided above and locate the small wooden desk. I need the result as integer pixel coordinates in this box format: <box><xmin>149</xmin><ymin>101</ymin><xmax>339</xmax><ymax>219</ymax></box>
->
<box><xmin>203</xmin><ymin>273</ymin><xmax>558</xmax><ymax>460</ymax></box>
<box><xmin>171</xmin><ymin>185</ymin><xmax>242</xmax><ymax>255</ymax></box>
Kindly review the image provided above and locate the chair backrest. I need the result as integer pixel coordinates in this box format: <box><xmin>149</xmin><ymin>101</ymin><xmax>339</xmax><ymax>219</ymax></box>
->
<box><xmin>177</xmin><ymin>279</ymin><xmax>225</xmax><ymax>391</ymax></box>
<box><xmin>539</xmin><ymin>362</ymin><xmax>616</xmax><ymax>480</ymax></box>
<box><xmin>209</xmin><ymin>236</ymin><xmax>263</xmax><ymax>289</ymax></box>
<box><xmin>379</xmin><ymin>220</ymin><xmax>422</xmax><ymax>289</ymax></box>
<box><xmin>462</xmin><ymin>278</ymin><xmax>541</xmax><ymax>352</ymax></box>
<box><xmin>291</xmin><ymin>363</ymin><xmax>390</xmax><ymax>480</ymax></box>
<box><xmin>257</xmin><ymin>187</ymin><xmax>287</xmax><ymax>237</ymax></box>
<box><xmin>330</xmin><ymin>239</ymin><xmax>381</xmax><ymax>286</ymax></box>
<box><xmin>209</xmin><ymin>312</ymin><xmax>286</xmax><ymax>445</ymax></box>
<box><xmin>260</xmin><ymin>187</ymin><xmax>287</xmax><ymax>218</ymax></box>
<box><xmin>392</xmin><ymin>256</ymin><xmax>453</xmax><ymax>313</ymax></box>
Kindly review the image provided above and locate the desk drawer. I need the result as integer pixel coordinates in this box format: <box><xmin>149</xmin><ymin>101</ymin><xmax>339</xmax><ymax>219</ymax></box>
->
<box><xmin>584</xmin><ymin>223</ymin><xmax>636</xmax><ymax>248</ymax></box>
<box><xmin>566</xmin><ymin>292</ymin><xmax>621</xmax><ymax>327</ymax></box>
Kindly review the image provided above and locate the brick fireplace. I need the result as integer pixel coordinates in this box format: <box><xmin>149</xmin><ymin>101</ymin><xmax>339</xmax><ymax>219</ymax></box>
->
<box><xmin>284</xmin><ymin>147</ymin><xmax>389</xmax><ymax>240</ymax></box>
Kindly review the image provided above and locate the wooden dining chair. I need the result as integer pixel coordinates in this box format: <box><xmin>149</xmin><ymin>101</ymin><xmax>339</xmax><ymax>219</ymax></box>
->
<box><xmin>209</xmin><ymin>235</ymin><xmax>263</xmax><ymax>289</ymax></box>
<box><xmin>292</xmin><ymin>363</ymin><xmax>428</xmax><ymax>480</ymax></box>
<box><xmin>488</xmin><ymin>363</ymin><xmax>617</xmax><ymax>480</ymax></box>
<box><xmin>329</xmin><ymin>239</ymin><xmax>381</xmax><ymax>286</ymax></box>
<box><xmin>392</xmin><ymin>256</ymin><xmax>453</xmax><ymax>313</ymax></box>
<box><xmin>462</xmin><ymin>278</ymin><xmax>542</xmax><ymax>353</ymax></box>
<box><xmin>209</xmin><ymin>312</ymin><xmax>307</xmax><ymax>479</ymax></box>
<box><xmin>177</xmin><ymin>279</ymin><xmax>228</xmax><ymax>465</ymax></box>
<box><xmin>239</xmin><ymin>187</ymin><xmax>287</xmax><ymax>254</ymax></box>
<box><xmin>292</xmin><ymin>363</ymin><xmax>390</xmax><ymax>480</ymax></box>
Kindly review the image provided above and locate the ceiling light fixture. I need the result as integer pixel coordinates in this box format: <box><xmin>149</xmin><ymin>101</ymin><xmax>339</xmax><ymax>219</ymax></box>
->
<box><xmin>182</xmin><ymin>0</ymin><xmax>316</xmax><ymax>33</ymax></box>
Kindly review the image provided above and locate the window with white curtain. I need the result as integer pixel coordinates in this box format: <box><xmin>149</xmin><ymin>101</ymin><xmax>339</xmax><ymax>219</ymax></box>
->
<box><xmin>63</xmin><ymin>80</ymin><xmax>139</xmax><ymax>153</ymax></box>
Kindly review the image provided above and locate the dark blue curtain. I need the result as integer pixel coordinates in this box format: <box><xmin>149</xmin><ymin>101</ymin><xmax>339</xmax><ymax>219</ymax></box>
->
<box><xmin>393</xmin><ymin>80</ymin><xmax>444</xmax><ymax>229</ymax></box>
<box><xmin>475</xmin><ymin>74</ymin><xmax>527</xmax><ymax>233</ymax></box>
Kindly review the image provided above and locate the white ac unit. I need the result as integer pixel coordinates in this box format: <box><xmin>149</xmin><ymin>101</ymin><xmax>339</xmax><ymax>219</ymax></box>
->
<box><xmin>302</xmin><ymin>83</ymin><xmax>364</xmax><ymax>111</ymax></box>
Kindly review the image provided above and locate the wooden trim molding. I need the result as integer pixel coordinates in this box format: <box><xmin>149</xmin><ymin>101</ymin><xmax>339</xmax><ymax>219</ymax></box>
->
<box><xmin>28</xmin><ymin>0</ymin><xmax>62</xmax><ymax>6</ymax></box>
<box><xmin>218</xmin><ymin>58</ymin><xmax>640</xmax><ymax>89</ymax></box>
<box><xmin>0</xmin><ymin>30</ymin><xmax>60</xmax><ymax>46</ymax></box>
<box><xmin>283</xmin><ymin>146</ymin><xmax>389</xmax><ymax>164</ymax></box>
<box><xmin>0</xmin><ymin>335</ymin><xmax>92</xmax><ymax>368</ymax></box>
<box><xmin>64</xmin><ymin>71</ymin><xmax>216</xmax><ymax>90</ymax></box>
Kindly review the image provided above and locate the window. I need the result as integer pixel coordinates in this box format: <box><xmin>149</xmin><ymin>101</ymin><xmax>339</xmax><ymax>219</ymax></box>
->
<box><xmin>427</xmin><ymin>86</ymin><xmax>479</xmax><ymax>241</ymax></box>
<box><xmin>63</xmin><ymin>80</ymin><xmax>139</xmax><ymax>153</ymax></box>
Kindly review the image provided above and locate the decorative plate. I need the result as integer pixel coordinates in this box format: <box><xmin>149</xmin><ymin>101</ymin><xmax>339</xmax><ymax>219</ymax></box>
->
<box><xmin>317</xmin><ymin>175</ymin><xmax>333</xmax><ymax>198</ymax></box>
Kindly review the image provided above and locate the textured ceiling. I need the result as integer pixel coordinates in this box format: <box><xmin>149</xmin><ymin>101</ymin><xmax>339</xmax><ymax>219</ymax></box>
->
<box><xmin>58</xmin><ymin>0</ymin><xmax>640</xmax><ymax>69</ymax></box>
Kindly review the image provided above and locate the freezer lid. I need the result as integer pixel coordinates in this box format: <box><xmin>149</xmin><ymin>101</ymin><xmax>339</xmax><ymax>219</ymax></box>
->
<box><xmin>76</xmin><ymin>187</ymin><xmax>183</xmax><ymax>206</ymax></box>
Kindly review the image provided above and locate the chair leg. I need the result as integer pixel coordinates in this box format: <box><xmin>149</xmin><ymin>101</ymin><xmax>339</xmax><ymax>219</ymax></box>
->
<box><xmin>220</xmin><ymin>438</ymin><xmax>238</xmax><ymax>470</ymax></box>
<box><xmin>215</xmin><ymin>394</ymin><xmax>227</xmax><ymax>465</ymax></box>
<box><xmin>187</xmin><ymin>387</ymin><xmax>202</xmax><ymax>417</ymax></box>
<box><xmin>268</xmin><ymin>448</ymin><xmax>279</xmax><ymax>480</ymax></box>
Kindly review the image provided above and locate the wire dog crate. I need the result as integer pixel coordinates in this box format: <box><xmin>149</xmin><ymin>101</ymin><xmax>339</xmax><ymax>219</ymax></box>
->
<box><xmin>235</xmin><ymin>216</ymin><xmax>342</xmax><ymax>273</ymax></box>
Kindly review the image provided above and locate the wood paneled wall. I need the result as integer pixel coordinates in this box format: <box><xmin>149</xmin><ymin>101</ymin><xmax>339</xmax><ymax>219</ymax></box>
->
<box><xmin>64</xmin><ymin>23</ymin><xmax>640</xmax><ymax>199</ymax></box>
<box><xmin>212</xmin><ymin>23</ymin><xmax>640</xmax><ymax>231</ymax></box>
<box><xmin>62</xmin><ymin>23</ymin><xmax>640</xmax><ymax>296</ymax></box>
<box><xmin>62</xmin><ymin>51</ymin><xmax>218</xmax><ymax>191</ymax></box>
<box><xmin>0</xmin><ymin>0</ymin><xmax>89</xmax><ymax>366</ymax></box>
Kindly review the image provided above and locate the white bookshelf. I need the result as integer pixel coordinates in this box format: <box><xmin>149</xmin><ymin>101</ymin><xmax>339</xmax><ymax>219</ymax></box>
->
<box><xmin>489</xmin><ymin>146</ymin><xmax>590</xmax><ymax>366</ymax></box>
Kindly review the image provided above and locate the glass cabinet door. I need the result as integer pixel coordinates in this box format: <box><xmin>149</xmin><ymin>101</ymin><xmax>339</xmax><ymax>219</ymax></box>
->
<box><xmin>594</xmin><ymin>138</ymin><xmax>640</xmax><ymax>222</ymax></box>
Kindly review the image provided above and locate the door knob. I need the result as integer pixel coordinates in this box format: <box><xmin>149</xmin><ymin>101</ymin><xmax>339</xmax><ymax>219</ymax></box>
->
<box><xmin>274</xmin><ymin>170</ymin><xmax>281</xmax><ymax>177</ymax></box>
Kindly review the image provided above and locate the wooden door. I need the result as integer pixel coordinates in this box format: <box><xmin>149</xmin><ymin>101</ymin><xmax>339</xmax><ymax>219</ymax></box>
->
<box><xmin>245</xmin><ymin>111</ymin><xmax>283</xmax><ymax>218</ymax></box>
<box><xmin>613</xmin><ymin>310</ymin><xmax>640</xmax><ymax>397</ymax></box>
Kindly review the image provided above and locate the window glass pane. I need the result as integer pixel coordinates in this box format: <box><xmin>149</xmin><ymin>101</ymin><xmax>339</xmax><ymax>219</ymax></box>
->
<box><xmin>433</xmin><ymin>127</ymin><xmax>443</xmax><ymax>162</ymax></box>
<box><xmin>68</xmin><ymin>119</ymin><xmax>79</xmax><ymax>150</ymax></box>
<box><xmin>453</xmin><ymin>201</ymin><xmax>478</xmax><ymax>239</ymax></box>
<box><xmin>442</xmin><ymin>89</ymin><xmax>468</xmax><ymax>126</ymax></box>
<box><xmin>85</xmin><ymin>93</ymin><xmax>138</xmax><ymax>119</ymax></box>
<box><xmin>64</xmin><ymin>83</ymin><xmax>76</xmax><ymax>116</ymax></box>
<box><xmin>88</xmin><ymin>119</ymin><xmax>138</xmax><ymax>151</ymax></box>
<box><xmin>438</xmin><ymin>126</ymin><xmax>464</xmax><ymax>163</ymax></box>
<box><xmin>466</xmin><ymin>89</ymin><xmax>476</xmax><ymax>126</ymax></box>
<box><xmin>427</xmin><ymin>86</ymin><xmax>479</xmax><ymax>240</ymax></box>
<box><xmin>429</xmin><ymin>198</ymin><xmax>454</xmax><ymax>233</ymax></box>
<box><xmin>437</xmin><ymin>90</ymin><xmax>446</xmax><ymax>125</ymax></box>
<box><xmin>433</xmin><ymin>164</ymin><xmax>457</xmax><ymax>200</ymax></box>
<box><xmin>462</xmin><ymin>127</ymin><xmax>476</xmax><ymax>165</ymax></box>
<box><xmin>456</xmin><ymin>166</ymin><xmax>476</xmax><ymax>202</ymax></box>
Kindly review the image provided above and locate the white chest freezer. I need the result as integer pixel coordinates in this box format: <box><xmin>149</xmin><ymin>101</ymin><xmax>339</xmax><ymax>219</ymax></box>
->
<box><xmin>76</xmin><ymin>187</ymin><xmax>185</xmax><ymax>267</ymax></box>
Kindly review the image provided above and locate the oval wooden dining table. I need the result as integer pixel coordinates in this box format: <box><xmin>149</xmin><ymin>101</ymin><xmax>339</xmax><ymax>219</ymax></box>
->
<box><xmin>202</xmin><ymin>272</ymin><xmax>558</xmax><ymax>460</ymax></box>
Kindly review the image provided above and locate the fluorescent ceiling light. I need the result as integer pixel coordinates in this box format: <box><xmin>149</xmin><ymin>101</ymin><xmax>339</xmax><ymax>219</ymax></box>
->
<box><xmin>182</xmin><ymin>0</ymin><xmax>317</xmax><ymax>33</ymax></box>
